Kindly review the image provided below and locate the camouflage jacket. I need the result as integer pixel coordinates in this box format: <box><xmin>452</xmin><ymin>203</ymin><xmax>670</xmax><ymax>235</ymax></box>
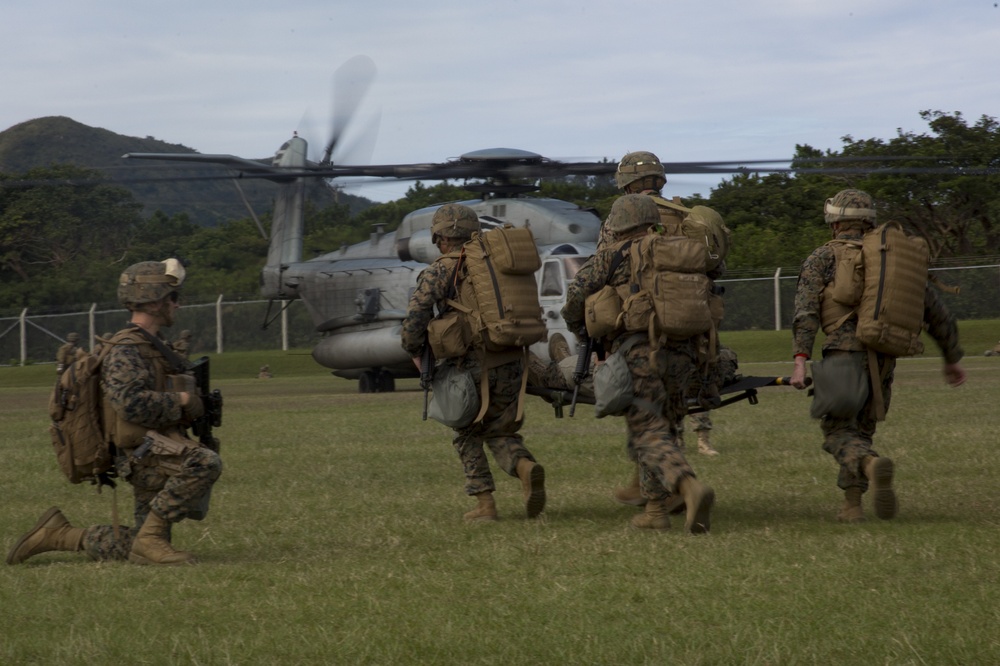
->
<box><xmin>102</xmin><ymin>327</ymin><xmax>186</xmax><ymax>434</ymax></box>
<box><xmin>792</xmin><ymin>229</ymin><xmax>964</xmax><ymax>364</ymax></box>
<box><xmin>400</xmin><ymin>253</ymin><xmax>461</xmax><ymax>358</ymax></box>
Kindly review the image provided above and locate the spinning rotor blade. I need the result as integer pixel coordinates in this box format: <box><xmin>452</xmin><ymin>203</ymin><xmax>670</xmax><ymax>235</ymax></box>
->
<box><xmin>323</xmin><ymin>55</ymin><xmax>377</xmax><ymax>166</ymax></box>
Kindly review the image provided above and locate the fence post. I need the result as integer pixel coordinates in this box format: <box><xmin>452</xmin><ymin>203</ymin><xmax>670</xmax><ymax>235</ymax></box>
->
<box><xmin>88</xmin><ymin>304</ymin><xmax>96</xmax><ymax>352</ymax></box>
<box><xmin>773</xmin><ymin>268</ymin><xmax>782</xmax><ymax>331</ymax></box>
<box><xmin>19</xmin><ymin>308</ymin><xmax>27</xmax><ymax>367</ymax></box>
<box><xmin>281</xmin><ymin>300</ymin><xmax>289</xmax><ymax>352</ymax></box>
<box><xmin>216</xmin><ymin>295</ymin><xmax>224</xmax><ymax>354</ymax></box>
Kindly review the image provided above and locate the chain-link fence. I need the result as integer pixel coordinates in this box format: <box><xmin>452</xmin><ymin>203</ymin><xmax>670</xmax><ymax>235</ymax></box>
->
<box><xmin>717</xmin><ymin>264</ymin><xmax>1000</xmax><ymax>330</ymax></box>
<box><xmin>3</xmin><ymin>264</ymin><xmax>998</xmax><ymax>367</ymax></box>
<box><xmin>0</xmin><ymin>299</ymin><xmax>318</xmax><ymax>367</ymax></box>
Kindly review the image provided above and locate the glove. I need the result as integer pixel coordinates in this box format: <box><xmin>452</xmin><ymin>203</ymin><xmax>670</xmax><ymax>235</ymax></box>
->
<box><xmin>183</xmin><ymin>393</ymin><xmax>205</xmax><ymax>421</ymax></box>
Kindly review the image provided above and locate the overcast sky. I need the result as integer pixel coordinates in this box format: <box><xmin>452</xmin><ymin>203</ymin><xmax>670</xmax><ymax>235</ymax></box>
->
<box><xmin>3</xmin><ymin>1</ymin><xmax>998</xmax><ymax>203</ymax></box>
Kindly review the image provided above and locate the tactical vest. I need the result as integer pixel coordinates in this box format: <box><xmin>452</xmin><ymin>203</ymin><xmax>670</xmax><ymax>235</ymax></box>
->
<box><xmin>102</xmin><ymin>328</ymin><xmax>178</xmax><ymax>451</ymax></box>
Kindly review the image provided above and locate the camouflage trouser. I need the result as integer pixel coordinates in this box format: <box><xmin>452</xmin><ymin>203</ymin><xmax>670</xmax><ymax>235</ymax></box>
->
<box><xmin>623</xmin><ymin>338</ymin><xmax>698</xmax><ymax>501</ymax></box>
<box><xmin>452</xmin><ymin>359</ymin><xmax>534</xmax><ymax>496</ymax></box>
<box><xmin>820</xmin><ymin>351</ymin><xmax>895</xmax><ymax>491</ymax></box>
<box><xmin>678</xmin><ymin>413</ymin><xmax>713</xmax><ymax>438</ymax></box>
<box><xmin>80</xmin><ymin>445</ymin><xmax>223</xmax><ymax>561</ymax></box>
<box><xmin>527</xmin><ymin>353</ymin><xmax>570</xmax><ymax>391</ymax></box>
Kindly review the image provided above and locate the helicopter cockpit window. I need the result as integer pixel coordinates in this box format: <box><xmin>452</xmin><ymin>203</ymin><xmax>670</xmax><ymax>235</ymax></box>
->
<box><xmin>540</xmin><ymin>261</ymin><xmax>563</xmax><ymax>297</ymax></box>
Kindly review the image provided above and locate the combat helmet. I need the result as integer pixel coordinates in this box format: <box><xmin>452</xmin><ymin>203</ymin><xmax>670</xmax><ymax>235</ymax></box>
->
<box><xmin>605</xmin><ymin>194</ymin><xmax>660</xmax><ymax>235</ymax></box>
<box><xmin>615</xmin><ymin>151</ymin><xmax>666</xmax><ymax>191</ymax></box>
<box><xmin>66</xmin><ymin>332</ymin><xmax>80</xmax><ymax>343</ymax></box>
<box><xmin>824</xmin><ymin>189</ymin><xmax>876</xmax><ymax>226</ymax></box>
<box><xmin>431</xmin><ymin>203</ymin><xmax>480</xmax><ymax>243</ymax></box>
<box><xmin>118</xmin><ymin>258</ymin><xmax>186</xmax><ymax>307</ymax></box>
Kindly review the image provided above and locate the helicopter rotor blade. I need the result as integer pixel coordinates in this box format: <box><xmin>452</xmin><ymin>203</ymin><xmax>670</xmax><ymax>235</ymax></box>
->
<box><xmin>323</xmin><ymin>55</ymin><xmax>377</xmax><ymax>166</ymax></box>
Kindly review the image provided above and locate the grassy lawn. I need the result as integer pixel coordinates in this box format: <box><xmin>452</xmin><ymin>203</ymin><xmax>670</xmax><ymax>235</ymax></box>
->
<box><xmin>1</xmin><ymin>325</ymin><xmax>998</xmax><ymax>664</ymax></box>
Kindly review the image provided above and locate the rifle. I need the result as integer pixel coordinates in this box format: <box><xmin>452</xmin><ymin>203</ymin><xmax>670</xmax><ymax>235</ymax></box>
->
<box><xmin>420</xmin><ymin>343</ymin><xmax>435</xmax><ymax>421</ymax></box>
<box><xmin>569</xmin><ymin>334</ymin><xmax>595</xmax><ymax>417</ymax></box>
<box><xmin>189</xmin><ymin>356</ymin><xmax>223</xmax><ymax>452</ymax></box>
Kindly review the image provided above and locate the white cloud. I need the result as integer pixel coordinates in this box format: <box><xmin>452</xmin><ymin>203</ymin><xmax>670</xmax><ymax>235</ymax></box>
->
<box><xmin>2</xmin><ymin>0</ymin><xmax>998</xmax><ymax>201</ymax></box>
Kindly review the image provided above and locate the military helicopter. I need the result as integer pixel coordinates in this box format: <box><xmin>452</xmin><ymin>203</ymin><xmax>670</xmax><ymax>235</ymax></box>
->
<box><xmin>126</xmin><ymin>136</ymin><xmax>623</xmax><ymax>391</ymax></box>
<box><xmin>124</xmin><ymin>58</ymin><xmax>958</xmax><ymax>392</ymax></box>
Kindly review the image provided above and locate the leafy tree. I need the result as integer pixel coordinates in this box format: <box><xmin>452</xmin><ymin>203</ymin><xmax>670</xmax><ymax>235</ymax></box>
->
<box><xmin>705</xmin><ymin>111</ymin><xmax>1000</xmax><ymax>271</ymax></box>
<box><xmin>0</xmin><ymin>165</ymin><xmax>142</xmax><ymax>308</ymax></box>
<box><xmin>835</xmin><ymin>110</ymin><xmax>1000</xmax><ymax>258</ymax></box>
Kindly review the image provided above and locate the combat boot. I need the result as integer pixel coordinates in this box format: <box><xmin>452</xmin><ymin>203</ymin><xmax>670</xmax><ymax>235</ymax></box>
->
<box><xmin>516</xmin><ymin>458</ymin><xmax>546</xmax><ymax>518</ymax></box>
<box><xmin>697</xmin><ymin>431</ymin><xmax>719</xmax><ymax>456</ymax></box>
<box><xmin>6</xmin><ymin>507</ymin><xmax>85</xmax><ymax>564</ymax></box>
<box><xmin>128</xmin><ymin>511</ymin><xmax>196</xmax><ymax>565</ymax></box>
<box><xmin>629</xmin><ymin>499</ymin><xmax>671</xmax><ymax>531</ymax></box>
<box><xmin>664</xmin><ymin>494</ymin><xmax>686</xmax><ymax>515</ymax></box>
<box><xmin>836</xmin><ymin>487</ymin><xmax>864</xmax><ymax>523</ymax></box>
<box><xmin>864</xmin><ymin>455</ymin><xmax>898</xmax><ymax>520</ymax></box>
<box><xmin>463</xmin><ymin>492</ymin><xmax>498</xmax><ymax>522</ymax></box>
<box><xmin>548</xmin><ymin>333</ymin><xmax>571</xmax><ymax>363</ymax></box>
<box><xmin>678</xmin><ymin>475</ymin><xmax>715</xmax><ymax>534</ymax></box>
<box><xmin>612</xmin><ymin>465</ymin><xmax>647</xmax><ymax>506</ymax></box>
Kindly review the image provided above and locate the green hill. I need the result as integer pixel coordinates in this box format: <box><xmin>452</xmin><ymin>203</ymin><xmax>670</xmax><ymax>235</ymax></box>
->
<box><xmin>0</xmin><ymin>116</ymin><xmax>374</xmax><ymax>226</ymax></box>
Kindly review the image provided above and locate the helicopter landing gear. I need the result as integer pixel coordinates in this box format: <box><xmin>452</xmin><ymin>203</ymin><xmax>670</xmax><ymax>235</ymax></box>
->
<box><xmin>358</xmin><ymin>369</ymin><xmax>396</xmax><ymax>393</ymax></box>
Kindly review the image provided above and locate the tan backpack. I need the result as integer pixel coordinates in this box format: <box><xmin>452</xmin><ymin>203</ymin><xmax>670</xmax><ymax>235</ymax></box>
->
<box><xmin>619</xmin><ymin>232</ymin><xmax>716</xmax><ymax>340</ymax></box>
<box><xmin>447</xmin><ymin>226</ymin><xmax>547</xmax><ymax>352</ymax></box>
<box><xmin>48</xmin><ymin>343</ymin><xmax>114</xmax><ymax>485</ymax></box>
<box><xmin>648</xmin><ymin>196</ymin><xmax>732</xmax><ymax>273</ymax></box>
<box><xmin>822</xmin><ymin>221</ymin><xmax>930</xmax><ymax>357</ymax></box>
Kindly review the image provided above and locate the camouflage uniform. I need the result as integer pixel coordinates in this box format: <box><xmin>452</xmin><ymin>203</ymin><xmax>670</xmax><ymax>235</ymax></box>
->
<box><xmin>401</xmin><ymin>254</ymin><xmax>537</xmax><ymax>497</ymax></box>
<box><xmin>562</xmin><ymin>239</ymin><xmax>700</xmax><ymax>501</ymax></box>
<box><xmin>78</xmin><ymin>328</ymin><xmax>222</xmax><ymax>561</ymax></box>
<box><xmin>793</xmin><ymin>227</ymin><xmax>964</xmax><ymax>491</ymax></box>
<box><xmin>527</xmin><ymin>352</ymin><xmax>594</xmax><ymax>397</ymax></box>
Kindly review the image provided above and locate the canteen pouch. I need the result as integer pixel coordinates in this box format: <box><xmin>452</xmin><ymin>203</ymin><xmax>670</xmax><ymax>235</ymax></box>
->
<box><xmin>621</xmin><ymin>289</ymin><xmax>655</xmax><ymax>333</ymax></box>
<box><xmin>809</xmin><ymin>352</ymin><xmax>870</xmax><ymax>419</ymax></box>
<box><xmin>428</xmin><ymin>365</ymin><xmax>481</xmax><ymax>428</ymax></box>
<box><xmin>427</xmin><ymin>310</ymin><xmax>471</xmax><ymax>359</ymax></box>
<box><xmin>585</xmin><ymin>285</ymin><xmax>622</xmax><ymax>338</ymax></box>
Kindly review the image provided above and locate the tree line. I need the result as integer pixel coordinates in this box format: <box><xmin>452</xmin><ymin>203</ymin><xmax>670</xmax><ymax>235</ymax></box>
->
<box><xmin>1</xmin><ymin>110</ymin><xmax>997</xmax><ymax>313</ymax></box>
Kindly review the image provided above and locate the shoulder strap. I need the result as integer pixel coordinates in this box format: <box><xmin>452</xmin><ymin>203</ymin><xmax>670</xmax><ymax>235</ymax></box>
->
<box><xmin>606</xmin><ymin>240</ymin><xmax>630</xmax><ymax>286</ymax></box>
<box><xmin>127</xmin><ymin>325</ymin><xmax>189</xmax><ymax>374</ymax></box>
<box><xmin>648</xmin><ymin>195</ymin><xmax>691</xmax><ymax>215</ymax></box>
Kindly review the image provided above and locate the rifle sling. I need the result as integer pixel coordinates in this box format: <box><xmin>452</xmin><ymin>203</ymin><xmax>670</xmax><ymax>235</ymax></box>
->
<box><xmin>129</xmin><ymin>324</ymin><xmax>189</xmax><ymax>375</ymax></box>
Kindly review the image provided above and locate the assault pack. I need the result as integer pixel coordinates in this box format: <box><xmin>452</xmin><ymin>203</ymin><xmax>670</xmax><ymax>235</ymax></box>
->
<box><xmin>426</xmin><ymin>225</ymin><xmax>546</xmax><ymax>426</ymax></box>
<box><xmin>449</xmin><ymin>225</ymin><xmax>547</xmax><ymax>351</ymax></box>
<box><xmin>822</xmin><ymin>221</ymin><xmax>931</xmax><ymax>357</ymax></box>
<box><xmin>48</xmin><ymin>341</ymin><xmax>115</xmax><ymax>485</ymax></box>
<box><xmin>648</xmin><ymin>196</ymin><xmax>731</xmax><ymax>273</ymax></box>
<box><xmin>610</xmin><ymin>226</ymin><xmax>726</xmax><ymax>409</ymax></box>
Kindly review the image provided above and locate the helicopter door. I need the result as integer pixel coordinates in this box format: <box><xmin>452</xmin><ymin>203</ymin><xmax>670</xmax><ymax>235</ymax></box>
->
<box><xmin>537</xmin><ymin>259</ymin><xmax>574</xmax><ymax>357</ymax></box>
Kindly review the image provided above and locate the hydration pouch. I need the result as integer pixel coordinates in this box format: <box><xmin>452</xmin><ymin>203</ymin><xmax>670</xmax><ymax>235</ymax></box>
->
<box><xmin>592</xmin><ymin>336</ymin><xmax>643</xmax><ymax>419</ymax></box>
<box><xmin>809</xmin><ymin>352</ymin><xmax>870</xmax><ymax>419</ymax></box>
<box><xmin>428</xmin><ymin>365</ymin><xmax>481</xmax><ymax>429</ymax></box>
<box><xmin>593</xmin><ymin>353</ymin><xmax>634</xmax><ymax>418</ymax></box>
